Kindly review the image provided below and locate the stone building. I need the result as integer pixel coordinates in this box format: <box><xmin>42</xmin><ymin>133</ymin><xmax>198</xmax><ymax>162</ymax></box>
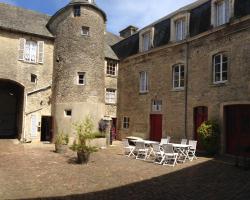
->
<box><xmin>113</xmin><ymin>0</ymin><xmax>250</xmax><ymax>155</ymax></box>
<box><xmin>0</xmin><ymin>0</ymin><xmax>249</xmax><ymax>155</ymax></box>
<box><xmin>0</xmin><ymin>0</ymin><xmax>120</xmax><ymax>142</ymax></box>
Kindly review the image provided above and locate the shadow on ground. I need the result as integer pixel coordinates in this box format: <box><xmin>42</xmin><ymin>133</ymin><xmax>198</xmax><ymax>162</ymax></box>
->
<box><xmin>19</xmin><ymin>159</ymin><xmax>250</xmax><ymax>200</ymax></box>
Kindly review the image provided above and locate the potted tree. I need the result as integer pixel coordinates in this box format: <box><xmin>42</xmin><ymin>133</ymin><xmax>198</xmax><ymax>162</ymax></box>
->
<box><xmin>70</xmin><ymin>117</ymin><xmax>98</xmax><ymax>164</ymax></box>
<box><xmin>55</xmin><ymin>132</ymin><xmax>69</xmax><ymax>154</ymax></box>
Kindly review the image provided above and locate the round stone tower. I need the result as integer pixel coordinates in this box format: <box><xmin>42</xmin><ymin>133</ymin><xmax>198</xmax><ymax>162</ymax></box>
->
<box><xmin>47</xmin><ymin>0</ymin><xmax>107</xmax><ymax>137</ymax></box>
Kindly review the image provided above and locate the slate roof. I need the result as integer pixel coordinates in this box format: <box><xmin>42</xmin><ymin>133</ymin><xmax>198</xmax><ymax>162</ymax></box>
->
<box><xmin>0</xmin><ymin>3</ymin><xmax>53</xmax><ymax>38</ymax></box>
<box><xmin>105</xmin><ymin>32</ymin><xmax>123</xmax><ymax>60</ymax></box>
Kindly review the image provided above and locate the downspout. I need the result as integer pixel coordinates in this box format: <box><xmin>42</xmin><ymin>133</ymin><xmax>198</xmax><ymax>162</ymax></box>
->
<box><xmin>184</xmin><ymin>41</ymin><xmax>189</xmax><ymax>139</ymax></box>
<box><xmin>22</xmin><ymin>92</ymin><xmax>27</xmax><ymax>141</ymax></box>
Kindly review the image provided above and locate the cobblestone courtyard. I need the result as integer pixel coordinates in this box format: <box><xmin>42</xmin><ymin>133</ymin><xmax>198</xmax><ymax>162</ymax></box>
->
<box><xmin>0</xmin><ymin>140</ymin><xmax>250</xmax><ymax>200</ymax></box>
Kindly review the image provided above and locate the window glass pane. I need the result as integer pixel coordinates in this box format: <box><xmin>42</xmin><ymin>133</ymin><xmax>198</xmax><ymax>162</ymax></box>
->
<box><xmin>215</xmin><ymin>64</ymin><xmax>221</xmax><ymax>73</ymax></box>
<box><xmin>140</xmin><ymin>72</ymin><xmax>148</xmax><ymax>92</ymax></box>
<box><xmin>142</xmin><ymin>32</ymin><xmax>150</xmax><ymax>51</ymax></box>
<box><xmin>180</xmin><ymin>80</ymin><xmax>185</xmax><ymax>87</ymax></box>
<box><xmin>222</xmin><ymin>62</ymin><xmax>227</xmax><ymax>71</ymax></box>
<box><xmin>222</xmin><ymin>72</ymin><xmax>227</xmax><ymax>81</ymax></box>
<box><xmin>215</xmin><ymin>73</ymin><xmax>220</xmax><ymax>82</ymax></box>
<box><xmin>214</xmin><ymin>55</ymin><xmax>221</xmax><ymax>64</ymax></box>
<box><xmin>223</xmin><ymin>55</ymin><xmax>228</xmax><ymax>63</ymax></box>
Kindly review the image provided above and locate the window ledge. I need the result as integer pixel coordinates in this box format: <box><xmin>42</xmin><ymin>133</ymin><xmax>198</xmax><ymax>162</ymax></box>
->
<box><xmin>105</xmin><ymin>103</ymin><xmax>117</xmax><ymax>106</ymax></box>
<box><xmin>210</xmin><ymin>81</ymin><xmax>228</xmax><ymax>87</ymax></box>
<box><xmin>171</xmin><ymin>88</ymin><xmax>185</xmax><ymax>92</ymax></box>
<box><xmin>139</xmin><ymin>91</ymin><xmax>149</xmax><ymax>95</ymax></box>
<box><xmin>106</xmin><ymin>75</ymin><xmax>117</xmax><ymax>78</ymax></box>
<box><xmin>19</xmin><ymin>60</ymin><xmax>43</xmax><ymax>65</ymax></box>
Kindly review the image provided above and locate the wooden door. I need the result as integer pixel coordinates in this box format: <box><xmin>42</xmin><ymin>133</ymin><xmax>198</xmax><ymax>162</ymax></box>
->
<box><xmin>194</xmin><ymin>106</ymin><xmax>208</xmax><ymax>150</ymax></box>
<box><xmin>150</xmin><ymin>114</ymin><xmax>162</xmax><ymax>142</ymax></box>
<box><xmin>225</xmin><ymin>105</ymin><xmax>250</xmax><ymax>156</ymax></box>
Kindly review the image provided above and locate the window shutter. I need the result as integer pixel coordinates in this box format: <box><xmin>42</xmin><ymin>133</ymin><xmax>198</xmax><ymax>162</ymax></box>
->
<box><xmin>18</xmin><ymin>38</ymin><xmax>26</xmax><ymax>61</ymax></box>
<box><xmin>37</xmin><ymin>41</ymin><xmax>44</xmax><ymax>64</ymax></box>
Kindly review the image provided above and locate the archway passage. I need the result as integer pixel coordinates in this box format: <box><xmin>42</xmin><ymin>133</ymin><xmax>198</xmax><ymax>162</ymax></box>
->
<box><xmin>225</xmin><ymin>105</ymin><xmax>250</xmax><ymax>156</ymax></box>
<box><xmin>0</xmin><ymin>80</ymin><xmax>24</xmax><ymax>139</ymax></box>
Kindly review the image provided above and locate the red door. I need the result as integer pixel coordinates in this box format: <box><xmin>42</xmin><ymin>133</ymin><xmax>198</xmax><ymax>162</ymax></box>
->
<box><xmin>194</xmin><ymin>106</ymin><xmax>208</xmax><ymax>150</ymax></box>
<box><xmin>225</xmin><ymin>105</ymin><xmax>250</xmax><ymax>156</ymax></box>
<box><xmin>150</xmin><ymin>114</ymin><xmax>162</xmax><ymax>142</ymax></box>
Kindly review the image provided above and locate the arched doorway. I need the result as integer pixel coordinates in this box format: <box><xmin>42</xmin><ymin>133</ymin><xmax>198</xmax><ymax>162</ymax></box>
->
<box><xmin>0</xmin><ymin>80</ymin><xmax>24</xmax><ymax>139</ymax></box>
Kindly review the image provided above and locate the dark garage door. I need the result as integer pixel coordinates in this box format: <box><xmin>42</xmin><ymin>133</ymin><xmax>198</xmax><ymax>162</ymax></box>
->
<box><xmin>225</xmin><ymin>105</ymin><xmax>250</xmax><ymax>156</ymax></box>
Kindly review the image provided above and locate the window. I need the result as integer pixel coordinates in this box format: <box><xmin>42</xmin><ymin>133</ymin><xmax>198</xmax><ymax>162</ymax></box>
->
<box><xmin>139</xmin><ymin>71</ymin><xmax>148</xmax><ymax>93</ymax></box>
<box><xmin>105</xmin><ymin>89</ymin><xmax>116</xmax><ymax>104</ymax></box>
<box><xmin>173</xmin><ymin>64</ymin><xmax>185</xmax><ymax>89</ymax></box>
<box><xmin>106</xmin><ymin>60</ymin><xmax>117</xmax><ymax>76</ymax></box>
<box><xmin>31</xmin><ymin>74</ymin><xmax>37</xmax><ymax>83</ymax></box>
<box><xmin>123</xmin><ymin>117</ymin><xmax>129</xmax><ymax>129</ymax></box>
<box><xmin>142</xmin><ymin>31</ymin><xmax>151</xmax><ymax>51</ymax></box>
<box><xmin>81</xmin><ymin>26</ymin><xmax>90</xmax><ymax>36</ymax></box>
<box><xmin>175</xmin><ymin>18</ymin><xmax>186</xmax><ymax>41</ymax></box>
<box><xmin>18</xmin><ymin>39</ymin><xmax>44</xmax><ymax>64</ymax></box>
<box><xmin>77</xmin><ymin>72</ymin><xmax>85</xmax><ymax>85</ymax></box>
<box><xmin>74</xmin><ymin>5</ymin><xmax>81</xmax><ymax>17</ymax></box>
<box><xmin>212</xmin><ymin>0</ymin><xmax>230</xmax><ymax>26</ymax></box>
<box><xmin>65</xmin><ymin>110</ymin><xmax>72</xmax><ymax>117</ymax></box>
<box><xmin>213</xmin><ymin>54</ymin><xmax>228</xmax><ymax>83</ymax></box>
<box><xmin>152</xmin><ymin>100</ymin><xmax>162</xmax><ymax>112</ymax></box>
<box><xmin>24</xmin><ymin>41</ymin><xmax>37</xmax><ymax>63</ymax></box>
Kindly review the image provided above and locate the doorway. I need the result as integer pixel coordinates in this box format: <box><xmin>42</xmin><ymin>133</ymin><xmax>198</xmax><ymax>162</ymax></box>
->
<box><xmin>150</xmin><ymin>114</ymin><xmax>162</xmax><ymax>142</ymax></box>
<box><xmin>0</xmin><ymin>80</ymin><xmax>24</xmax><ymax>139</ymax></box>
<box><xmin>194</xmin><ymin>106</ymin><xmax>208</xmax><ymax>150</ymax></box>
<box><xmin>225</xmin><ymin>105</ymin><xmax>250</xmax><ymax>156</ymax></box>
<box><xmin>41</xmin><ymin>116</ymin><xmax>53</xmax><ymax>142</ymax></box>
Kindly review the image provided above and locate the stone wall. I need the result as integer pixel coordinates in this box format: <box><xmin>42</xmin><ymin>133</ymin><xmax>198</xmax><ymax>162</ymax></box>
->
<box><xmin>0</xmin><ymin>29</ymin><xmax>54</xmax><ymax>141</ymax></box>
<box><xmin>117</xmin><ymin>18</ymin><xmax>250</xmax><ymax>148</ymax></box>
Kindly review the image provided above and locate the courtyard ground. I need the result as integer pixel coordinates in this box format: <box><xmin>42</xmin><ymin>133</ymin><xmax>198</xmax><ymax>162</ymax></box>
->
<box><xmin>0</xmin><ymin>140</ymin><xmax>250</xmax><ymax>200</ymax></box>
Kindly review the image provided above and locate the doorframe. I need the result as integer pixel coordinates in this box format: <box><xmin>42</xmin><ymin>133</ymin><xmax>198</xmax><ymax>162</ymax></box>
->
<box><xmin>220</xmin><ymin>101</ymin><xmax>250</xmax><ymax>154</ymax></box>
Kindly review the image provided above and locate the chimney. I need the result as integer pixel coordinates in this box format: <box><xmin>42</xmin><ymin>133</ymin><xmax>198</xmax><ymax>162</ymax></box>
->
<box><xmin>119</xmin><ymin>25</ymin><xmax>138</xmax><ymax>38</ymax></box>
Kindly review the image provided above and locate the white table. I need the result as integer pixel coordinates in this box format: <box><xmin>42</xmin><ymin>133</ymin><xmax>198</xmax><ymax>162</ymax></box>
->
<box><xmin>168</xmin><ymin>143</ymin><xmax>192</xmax><ymax>163</ymax></box>
<box><xmin>131</xmin><ymin>139</ymin><xmax>159</xmax><ymax>145</ymax></box>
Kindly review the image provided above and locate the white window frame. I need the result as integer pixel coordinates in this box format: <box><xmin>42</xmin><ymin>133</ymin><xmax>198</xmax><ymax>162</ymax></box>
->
<box><xmin>139</xmin><ymin>27</ymin><xmax>154</xmax><ymax>52</ymax></box>
<box><xmin>105</xmin><ymin>88</ymin><xmax>116</xmax><ymax>104</ymax></box>
<box><xmin>175</xmin><ymin>18</ymin><xmax>186</xmax><ymax>41</ymax></box>
<box><xmin>211</xmin><ymin>0</ymin><xmax>234</xmax><ymax>27</ymax></box>
<box><xmin>73</xmin><ymin>5</ymin><xmax>81</xmax><ymax>17</ymax></box>
<box><xmin>77</xmin><ymin>72</ymin><xmax>85</xmax><ymax>85</ymax></box>
<box><xmin>81</xmin><ymin>26</ymin><xmax>90</xmax><ymax>36</ymax></box>
<box><xmin>152</xmin><ymin>100</ymin><xmax>162</xmax><ymax>112</ymax></box>
<box><xmin>24</xmin><ymin>41</ymin><xmax>37</xmax><ymax>63</ymax></box>
<box><xmin>173</xmin><ymin>64</ymin><xmax>185</xmax><ymax>89</ymax></box>
<box><xmin>139</xmin><ymin>71</ymin><xmax>148</xmax><ymax>93</ymax></box>
<box><xmin>213</xmin><ymin>53</ymin><xmax>228</xmax><ymax>84</ymax></box>
<box><xmin>171</xmin><ymin>13</ymin><xmax>190</xmax><ymax>42</ymax></box>
<box><xmin>123</xmin><ymin>117</ymin><xmax>129</xmax><ymax>129</ymax></box>
<box><xmin>106</xmin><ymin>60</ymin><xmax>117</xmax><ymax>76</ymax></box>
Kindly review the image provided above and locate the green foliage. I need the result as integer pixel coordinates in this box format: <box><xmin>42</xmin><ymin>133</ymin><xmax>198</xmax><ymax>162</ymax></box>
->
<box><xmin>198</xmin><ymin>120</ymin><xmax>220</xmax><ymax>155</ymax></box>
<box><xmin>93</xmin><ymin>132</ymin><xmax>106</xmax><ymax>138</ymax></box>
<box><xmin>55</xmin><ymin>132</ymin><xmax>69</xmax><ymax>145</ymax></box>
<box><xmin>70</xmin><ymin>116</ymin><xmax>98</xmax><ymax>153</ymax></box>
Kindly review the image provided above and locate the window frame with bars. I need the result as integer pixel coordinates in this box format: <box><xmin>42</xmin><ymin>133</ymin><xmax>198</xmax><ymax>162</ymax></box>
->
<box><xmin>173</xmin><ymin>64</ymin><xmax>185</xmax><ymax>89</ymax></box>
<box><xmin>106</xmin><ymin>60</ymin><xmax>117</xmax><ymax>76</ymax></box>
<box><xmin>73</xmin><ymin>5</ymin><xmax>81</xmax><ymax>17</ymax></box>
<box><xmin>213</xmin><ymin>53</ymin><xmax>228</xmax><ymax>84</ymax></box>
<box><xmin>152</xmin><ymin>100</ymin><xmax>162</xmax><ymax>112</ymax></box>
<box><xmin>123</xmin><ymin>117</ymin><xmax>130</xmax><ymax>129</ymax></box>
<box><xmin>105</xmin><ymin>88</ymin><xmax>116</xmax><ymax>104</ymax></box>
<box><xmin>139</xmin><ymin>71</ymin><xmax>149</xmax><ymax>93</ymax></box>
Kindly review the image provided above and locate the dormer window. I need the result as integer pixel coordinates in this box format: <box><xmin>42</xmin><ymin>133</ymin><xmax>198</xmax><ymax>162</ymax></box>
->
<box><xmin>212</xmin><ymin>0</ymin><xmax>233</xmax><ymax>27</ymax></box>
<box><xmin>175</xmin><ymin>18</ymin><xmax>186</xmax><ymax>41</ymax></box>
<box><xmin>170</xmin><ymin>13</ymin><xmax>190</xmax><ymax>42</ymax></box>
<box><xmin>139</xmin><ymin>27</ymin><xmax>154</xmax><ymax>52</ymax></box>
<box><xmin>74</xmin><ymin>5</ymin><xmax>81</xmax><ymax>17</ymax></box>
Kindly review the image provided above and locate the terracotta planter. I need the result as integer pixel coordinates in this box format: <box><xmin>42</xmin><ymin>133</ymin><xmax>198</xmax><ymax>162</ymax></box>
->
<box><xmin>77</xmin><ymin>152</ymin><xmax>90</xmax><ymax>164</ymax></box>
<box><xmin>55</xmin><ymin>144</ymin><xmax>68</xmax><ymax>154</ymax></box>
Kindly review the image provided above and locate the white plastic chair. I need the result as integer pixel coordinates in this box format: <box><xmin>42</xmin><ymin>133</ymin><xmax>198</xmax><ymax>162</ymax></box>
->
<box><xmin>162</xmin><ymin>144</ymin><xmax>178</xmax><ymax>167</ymax></box>
<box><xmin>160</xmin><ymin>136</ymin><xmax>171</xmax><ymax>145</ymax></box>
<box><xmin>181</xmin><ymin>139</ymin><xmax>187</xmax><ymax>145</ymax></box>
<box><xmin>122</xmin><ymin>139</ymin><xmax>135</xmax><ymax>157</ymax></box>
<box><xmin>188</xmin><ymin>140</ymin><xmax>198</xmax><ymax>161</ymax></box>
<box><xmin>147</xmin><ymin>143</ymin><xmax>165</xmax><ymax>164</ymax></box>
<box><xmin>135</xmin><ymin>141</ymin><xmax>149</xmax><ymax>160</ymax></box>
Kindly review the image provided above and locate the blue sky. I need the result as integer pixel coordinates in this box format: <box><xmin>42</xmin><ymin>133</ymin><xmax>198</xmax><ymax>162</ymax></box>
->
<box><xmin>0</xmin><ymin>0</ymin><xmax>196</xmax><ymax>34</ymax></box>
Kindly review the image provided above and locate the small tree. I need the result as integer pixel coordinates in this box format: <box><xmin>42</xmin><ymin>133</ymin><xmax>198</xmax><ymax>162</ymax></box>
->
<box><xmin>198</xmin><ymin>120</ymin><xmax>220</xmax><ymax>155</ymax></box>
<box><xmin>70</xmin><ymin>116</ymin><xmax>97</xmax><ymax>154</ymax></box>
